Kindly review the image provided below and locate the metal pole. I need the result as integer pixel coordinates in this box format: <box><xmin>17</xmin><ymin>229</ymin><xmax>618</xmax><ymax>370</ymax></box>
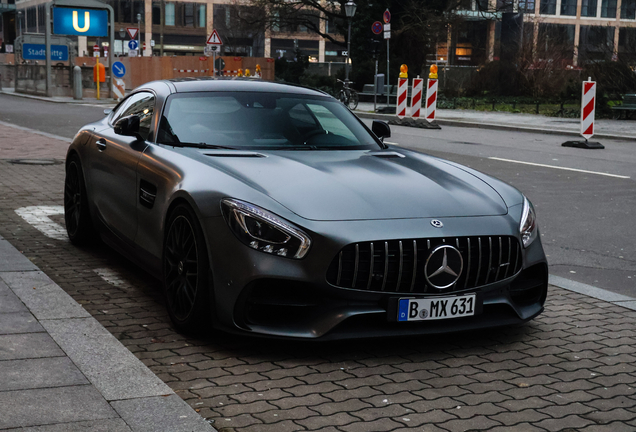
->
<box><xmin>374</xmin><ymin>59</ymin><xmax>378</xmax><ymax>112</ymax></box>
<box><xmin>346</xmin><ymin>18</ymin><xmax>351</xmax><ymax>80</ymax></box>
<box><xmin>160</xmin><ymin>0</ymin><xmax>164</xmax><ymax>56</ymax></box>
<box><xmin>386</xmin><ymin>39</ymin><xmax>389</xmax><ymax>107</ymax></box>
<box><xmin>138</xmin><ymin>13</ymin><xmax>141</xmax><ymax>56</ymax></box>
<box><xmin>212</xmin><ymin>51</ymin><xmax>216</xmax><ymax>76</ymax></box>
<box><xmin>109</xmin><ymin>5</ymin><xmax>114</xmax><ymax>98</ymax></box>
<box><xmin>45</xmin><ymin>3</ymin><xmax>52</xmax><ymax>97</ymax></box>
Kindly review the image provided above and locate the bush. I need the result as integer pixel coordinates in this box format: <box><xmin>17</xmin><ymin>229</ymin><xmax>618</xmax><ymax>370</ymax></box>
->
<box><xmin>466</xmin><ymin>61</ymin><xmax>524</xmax><ymax>97</ymax></box>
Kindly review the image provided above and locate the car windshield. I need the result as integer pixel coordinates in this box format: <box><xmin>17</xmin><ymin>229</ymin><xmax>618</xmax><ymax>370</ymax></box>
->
<box><xmin>157</xmin><ymin>91</ymin><xmax>380</xmax><ymax>150</ymax></box>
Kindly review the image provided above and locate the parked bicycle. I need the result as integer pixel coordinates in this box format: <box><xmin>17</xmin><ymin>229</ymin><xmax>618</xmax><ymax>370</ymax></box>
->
<box><xmin>337</xmin><ymin>79</ymin><xmax>359</xmax><ymax>110</ymax></box>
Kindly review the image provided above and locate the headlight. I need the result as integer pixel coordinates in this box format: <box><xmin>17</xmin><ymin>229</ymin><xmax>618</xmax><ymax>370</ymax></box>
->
<box><xmin>520</xmin><ymin>196</ymin><xmax>538</xmax><ymax>248</ymax></box>
<box><xmin>221</xmin><ymin>198</ymin><xmax>311</xmax><ymax>259</ymax></box>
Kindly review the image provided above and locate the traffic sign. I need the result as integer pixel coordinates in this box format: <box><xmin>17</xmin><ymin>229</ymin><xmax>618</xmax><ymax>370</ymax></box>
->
<box><xmin>128</xmin><ymin>40</ymin><xmax>139</xmax><ymax>50</ymax></box>
<box><xmin>112</xmin><ymin>61</ymin><xmax>126</xmax><ymax>78</ymax></box>
<box><xmin>384</xmin><ymin>31</ymin><xmax>391</xmax><ymax>39</ymax></box>
<box><xmin>207</xmin><ymin>29</ymin><xmax>222</xmax><ymax>45</ymax></box>
<box><xmin>383</xmin><ymin>9</ymin><xmax>391</xmax><ymax>24</ymax></box>
<box><xmin>22</xmin><ymin>44</ymin><xmax>69</xmax><ymax>61</ymax></box>
<box><xmin>127</xmin><ymin>27</ymin><xmax>139</xmax><ymax>40</ymax></box>
<box><xmin>372</xmin><ymin>21</ymin><xmax>383</xmax><ymax>35</ymax></box>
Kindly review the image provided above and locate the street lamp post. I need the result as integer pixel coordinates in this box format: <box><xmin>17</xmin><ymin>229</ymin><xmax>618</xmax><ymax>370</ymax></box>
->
<box><xmin>137</xmin><ymin>13</ymin><xmax>142</xmax><ymax>56</ymax></box>
<box><xmin>344</xmin><ymin>1</ymin><xmax>356</xmax><ymax>81</ymax></box>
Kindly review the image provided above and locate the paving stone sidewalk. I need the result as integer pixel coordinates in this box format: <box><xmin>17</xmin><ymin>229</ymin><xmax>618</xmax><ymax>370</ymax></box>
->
<box><xmin>1</xmin><ymin>122</ymin><xmax>636</xmax><ymax>431</ymax></box>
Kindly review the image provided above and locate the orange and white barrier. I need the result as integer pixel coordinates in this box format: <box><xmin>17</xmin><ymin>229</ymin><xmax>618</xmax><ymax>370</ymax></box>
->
<box><xmin>113</xmin><ymin>79</ymin><xmax>125</xmax><ymax>101</ymax></box>
<box><xmin>173</xmin><ymin>69</ymin><xmax>209</xmax><ymax>73</ymax></box>
<box><xmin>425</xmin><ymin>78</ymin><xmax>438</xmax><ymax>122</ymax></box>
<box><xmin>396</xmin><ymin>78</ymin><xmax>408</xmax><ymax>118</ymax></box>
<box><xmin>410</xmin><ymin>78</ymin><xmax>423</xmax><ymax>119</ymax></box>
<box><xmin>581</xmin><ymin>79</ymin><xmax>596</xmax><ymax>139</ymax></box>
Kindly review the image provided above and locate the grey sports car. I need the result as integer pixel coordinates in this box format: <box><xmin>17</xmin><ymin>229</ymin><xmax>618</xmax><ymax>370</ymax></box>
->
<box><xmin>64</xmin><ymin>78</ymin><xmax>548</xmax><ymax>340</ymax></box>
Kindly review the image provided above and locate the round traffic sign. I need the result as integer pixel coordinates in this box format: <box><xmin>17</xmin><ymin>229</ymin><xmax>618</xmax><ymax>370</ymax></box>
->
<box><xmin>383</xmin><ymin>9</ymin><xmax>391</xmax><ymax>24</ymax></box>
<box><xmin>372</xmin><ymin>21</ymin><xmax>383</xmax><ymax>35</ymax></box>
<box><xmin>128</xmin><ymin>40</ymin><xmax>139</xmax><ymax>50</ymax></box>
<box><xmin>112</xmin><ymin>61</ymin><xmax>126</xmax><ymax>78</ymax></box>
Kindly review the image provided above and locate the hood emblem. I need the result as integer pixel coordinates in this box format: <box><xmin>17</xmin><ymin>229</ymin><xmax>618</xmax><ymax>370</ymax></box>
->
<box><xmin>431</xmin><ymin>220</ymin><xmax>443</xmax><ymax>228</ymax></box>
<box><xmin>424</xmin><ymin>245</ymin><xmax>463</xmax><ymax>289</ymax></box>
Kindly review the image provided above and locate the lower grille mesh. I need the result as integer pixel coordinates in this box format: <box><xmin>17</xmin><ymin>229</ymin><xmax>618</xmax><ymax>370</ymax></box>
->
<box><xmin>326</xmin><ymin>236</ymin><xmax>522</xmax><ymax>294</ymax></box>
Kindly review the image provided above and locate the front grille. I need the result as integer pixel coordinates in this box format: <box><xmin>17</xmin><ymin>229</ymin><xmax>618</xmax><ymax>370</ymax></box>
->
<box><xmin>326</xmin><ymin>236</ymin><xmax>522</xmax><ymax>294</ymax></box>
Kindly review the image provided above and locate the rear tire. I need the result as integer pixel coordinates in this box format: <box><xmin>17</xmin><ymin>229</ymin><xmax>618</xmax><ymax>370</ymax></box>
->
<box><xmin>163</xmin><ymin>204</ymin><xmax>211</xmax><ymax>333</ymax></box>
<box><xmin>348</xmin><ymin>91</ymin><xmax>359</xmax><ymax>110</ymax></box>
<box><xmin>64</xmin><ymin>155</ymin><xmax>95</xmax><ymax>245</ymax></box>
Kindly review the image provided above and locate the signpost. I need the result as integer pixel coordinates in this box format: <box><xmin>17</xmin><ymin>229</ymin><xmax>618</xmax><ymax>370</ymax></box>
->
<box><xmin>112</xmin><ymin>61</ymin><xmax>125</xmax><ymax>101</ymax></box>
<box><xmin>384</xmin><ymin>9</ymin><xmax>391</xmax><ymax>107</ymax></box>
<box><xmin>206</xmin><ymin>29</ymin><xmax>223</xmax><ymax>76</ymax></box>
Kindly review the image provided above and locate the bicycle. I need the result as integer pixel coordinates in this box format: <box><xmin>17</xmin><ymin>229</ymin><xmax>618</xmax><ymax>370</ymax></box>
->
<box><xmin>337</xmin><ymin>79</ymin><xmax>359</xmax><ymax>110</ymax></box>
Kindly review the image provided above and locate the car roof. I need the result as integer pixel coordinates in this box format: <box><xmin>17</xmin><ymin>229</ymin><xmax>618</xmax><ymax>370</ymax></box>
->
<box><xmin>137</xmin><ymin>77</ymin><xmax>331</xmax><ymax>98</ymax></box>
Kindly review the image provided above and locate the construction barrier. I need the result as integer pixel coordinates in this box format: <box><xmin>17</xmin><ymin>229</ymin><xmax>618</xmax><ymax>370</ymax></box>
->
<box><xmin>396</xmin><ymin>78</ymin><xmax>408</xmax><ymax>118</ymax></box>
<box><xmin>425</xmin><ymin>78</ymin><xmax>438</xmax><ymax>122</ymax></box>
<box><xmin>411</xmin><ymin>77</ymin><xmax>423</xmax><ymax>119</ymax></box>
<box><xmin>581</xmin><ymin>79</ymin><xmax>596</xmax><ymax>139</ymax></box>
<box><xmin>113</xmin><ymin>78</ymin><xmax>125</xmax><ymax>101</ymax></box>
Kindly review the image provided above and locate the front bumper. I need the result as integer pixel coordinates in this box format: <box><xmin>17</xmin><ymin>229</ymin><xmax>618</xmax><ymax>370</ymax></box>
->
<box><xmin>202</xmin><ymin>213</ymin><xmax>548</xmax><ymax>340</ymax></box>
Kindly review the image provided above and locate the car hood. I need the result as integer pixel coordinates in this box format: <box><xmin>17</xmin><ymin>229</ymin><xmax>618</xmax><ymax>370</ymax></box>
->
<box><xmin>200</xmin><ymin>148</ymin><xmax>508</xmax><ymax>221</ymax></box>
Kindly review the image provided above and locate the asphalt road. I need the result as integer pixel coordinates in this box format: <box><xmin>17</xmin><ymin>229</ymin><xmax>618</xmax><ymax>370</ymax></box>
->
<box><xmin>0</xmin><ymin>93</ymin><xmax>633</xmax><ymax>297</ymax></box>
<box><xmin>362</xmin><ymin>120</ymin><xmax>636</xmax><ymax>298</ymax></box>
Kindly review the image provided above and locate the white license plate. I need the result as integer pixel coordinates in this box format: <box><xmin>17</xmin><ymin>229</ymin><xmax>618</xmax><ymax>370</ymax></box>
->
<box><xmin>397</xmin><ymin>294</ymin><xmax>476</xmax><ymax>322</ymax></box>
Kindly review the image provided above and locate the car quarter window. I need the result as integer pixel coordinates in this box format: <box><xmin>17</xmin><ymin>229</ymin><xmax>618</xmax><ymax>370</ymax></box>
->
<box><xmin>114</xmin><ymin>92</ymin><xmax>156</xmax><ymax>140</ymax></box>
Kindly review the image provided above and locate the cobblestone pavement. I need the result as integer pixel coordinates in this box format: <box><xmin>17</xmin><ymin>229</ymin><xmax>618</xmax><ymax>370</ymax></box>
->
<box><xmin>1</xmin><ymin>125</ymin><xmax>636</xmax><ymax>431</ymax></box>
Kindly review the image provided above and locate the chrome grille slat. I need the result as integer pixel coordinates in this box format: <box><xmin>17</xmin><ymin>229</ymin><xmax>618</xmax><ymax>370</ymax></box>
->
<box><xmin>366</xmin><ymin>242</ymin><xmax>374</xmax><ymax>290</ymax></box>
<box><xmin>495</xmin><ymin>237</ymin><xmax>503</xmax><ymax>281</ymax></box>
<box><xmin>464</xmin><ymin>237</ymin><xmax>471</xmax><ymax>289</ymax></box>
<box><xmin>381</xmin><ymin>242</ymin><xmax>389</xmax><ymax>291</ymax></box>
<box><xmin>410</xmin><ymin>240</ymin><xmax>417</xmax><ymax>292</ymax></box>
<box><xmin>352</xmin><ymin>244</ymin><xmax>359</xmax><ymax>288</ymax></box>
<box><xmin>327</xmin><ymin>236</ymin><xmax>522</xmax><ymax>294</ymax></box>
<box><xmin>395</xmin><ymin>241</ymin><xmax>403</xmax><ymax>291</ymax></box>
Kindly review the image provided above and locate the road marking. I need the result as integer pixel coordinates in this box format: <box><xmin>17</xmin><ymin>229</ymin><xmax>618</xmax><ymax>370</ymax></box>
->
<box><xmin>15</xmin><ymin>206</ymin><xmax>68</xmax><ymax>241</ymax></box>
<box><xmin>489</xmin><ymin>157</ymin><xmax>630</xmax><ymax>179</ymax></box>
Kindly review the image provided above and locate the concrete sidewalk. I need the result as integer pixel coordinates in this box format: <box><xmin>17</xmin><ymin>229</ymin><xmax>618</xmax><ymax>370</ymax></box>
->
<box><xmin>356</xmin><ymin>102</ymin><xmax>636</xmax><ymax>140</ymax></box>
<box><xmin>0</xmin><ymin>235</ymin><xmax>215</xmax><ymax>432</ymax></box>
<box><xmin>0</xmin><ymin>88</ymin><xmax>117</xmax><ymax>106</ymax></box>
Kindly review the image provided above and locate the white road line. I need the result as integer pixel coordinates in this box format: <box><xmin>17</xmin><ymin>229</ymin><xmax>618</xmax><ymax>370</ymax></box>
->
<box><xmin>15</xmin><ymin>206</ymin><xmax>68</xmax><ymax>241</ymax></box>
<box><xmin>489</xmin><ymin>157</ymin><xmax>630</xmax><ymax>179</ymax></box>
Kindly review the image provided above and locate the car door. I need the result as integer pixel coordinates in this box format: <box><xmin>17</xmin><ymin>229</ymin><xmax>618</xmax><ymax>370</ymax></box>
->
<box><xmin>88</xmin><ymin>91</ymin><xmax>155</xmax><ymax>244</ymax></box>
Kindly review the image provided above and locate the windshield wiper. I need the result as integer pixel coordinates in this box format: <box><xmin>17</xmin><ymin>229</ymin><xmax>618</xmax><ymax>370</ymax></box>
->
<box><xmin>171</xmin><ymin>142</ymin><xmax>237</xmax><ymax>150</ymax></box>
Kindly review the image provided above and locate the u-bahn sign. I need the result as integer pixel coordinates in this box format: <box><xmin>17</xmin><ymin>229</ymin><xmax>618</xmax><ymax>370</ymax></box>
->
<box><xmin>53</xmin><ymin>7</ymin><xmax>108</xmax><ymax>37</ymax></box>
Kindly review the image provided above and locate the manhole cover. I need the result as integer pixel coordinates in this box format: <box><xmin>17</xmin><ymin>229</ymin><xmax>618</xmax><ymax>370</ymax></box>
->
<box><xmin>8</xmin><ymin>159</ymin><xmax>63</xmax><ymax>165</ymax></box>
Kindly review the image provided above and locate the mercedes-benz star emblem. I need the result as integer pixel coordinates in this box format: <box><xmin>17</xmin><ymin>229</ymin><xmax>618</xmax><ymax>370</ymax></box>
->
<box><xmin>431</xmin><ymin>220</ymin><xmax>443</xmax><ymax>228</ymax></box>
<box><xmin>424</xmin><ymin>245</ymin><xmax>463</xmax><ymax>289</ymax></box>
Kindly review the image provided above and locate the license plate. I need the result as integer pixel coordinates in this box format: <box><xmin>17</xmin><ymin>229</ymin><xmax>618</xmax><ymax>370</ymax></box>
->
<box><xmin>397</xmin><ymin>294</ymin><xmax>476</xmax><ymax>322</ymax></box>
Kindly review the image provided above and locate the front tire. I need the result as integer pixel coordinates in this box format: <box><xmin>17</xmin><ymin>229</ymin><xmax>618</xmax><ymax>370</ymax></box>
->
<box><xmin>163</xmin><ymin>204</ymin><xmax>211</xmax><ymax>333</ymax></box>
<box><xmin>64</xmin><ymin>155</ymin><xmax>95</xmax><ymax>245</ymax></box>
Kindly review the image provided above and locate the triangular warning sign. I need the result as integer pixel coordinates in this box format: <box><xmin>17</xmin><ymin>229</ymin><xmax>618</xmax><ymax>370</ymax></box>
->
<box><xmin>127</xmin><ymin>27</ymin><xmax>139</xmax><ymax>40</ymax></box>
<box><xmin>207</xmin><ymin>29</ymin><xmax>223</xmax><ymax>45</ymax></box>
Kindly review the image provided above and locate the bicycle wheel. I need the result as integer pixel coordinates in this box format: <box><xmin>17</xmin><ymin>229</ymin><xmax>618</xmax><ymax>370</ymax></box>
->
<box><xmin>338</xmin><ymin>90</ymin><xmax>348</xmax><ymax>105</ymax></box>
<box><xmin>348</xmin><ymin>91</ymin><xmax>359</xmax><ymax>110</ymax></box>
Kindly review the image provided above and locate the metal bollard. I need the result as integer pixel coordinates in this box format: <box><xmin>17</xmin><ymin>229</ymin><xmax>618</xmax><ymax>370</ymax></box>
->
<box><xmin>73</xmin><ymin>66</ymin><xmax>83</xmax><ymax>100</ymax></box>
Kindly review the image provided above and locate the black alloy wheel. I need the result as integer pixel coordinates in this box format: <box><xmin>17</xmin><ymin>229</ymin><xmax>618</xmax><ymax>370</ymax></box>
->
<box><xmin>163</xmin><ymin>204</ymin><xmax>211</xmax><ymax>332</ymax></box>
<box><xmin>64</xmin><ymin>155</ymin><xmax>94</xmax><ymax>244</ymax></box>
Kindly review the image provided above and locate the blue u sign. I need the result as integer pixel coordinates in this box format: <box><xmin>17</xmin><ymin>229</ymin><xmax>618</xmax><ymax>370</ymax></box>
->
<box><xmin>53</xmin><ymin>7</ymin><xmax>108</xmax><ymax>37</ymax></box>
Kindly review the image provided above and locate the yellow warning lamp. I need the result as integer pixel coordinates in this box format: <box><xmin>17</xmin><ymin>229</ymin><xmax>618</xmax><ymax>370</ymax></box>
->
<box><xmin>237</xmin><ymin>68</ymin><xmax>244</xmax><ymax>77</ymax></box>
<box><xmin>429</xmin><ymin>64</ymin><xmax>438</xmax><ymax>79</ymax></box>
<box><xmin>256</xmin><ymin>64</ymin><xmax>262</xmax><ymax>73</ymax></box>
<box><xmin>245</xmin><ymin>69</ymin><xmax>251</xmax><ymax>77</ymax></box>
<box><xmin>399</xmin><ymin>64</ymin><xmax>408</xmax><ymax>78</ymax></box>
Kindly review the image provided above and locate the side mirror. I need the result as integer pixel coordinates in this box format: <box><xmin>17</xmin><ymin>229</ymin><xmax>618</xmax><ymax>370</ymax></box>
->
<box><xmin>372</xmin><ymin>120</ymin><xmax>391</xmax><ymax>141</ymax></box>
<box><xmin>114</xmin><ymin>115</ymin><xmax>141</xmax><ymax>139</ymax></box>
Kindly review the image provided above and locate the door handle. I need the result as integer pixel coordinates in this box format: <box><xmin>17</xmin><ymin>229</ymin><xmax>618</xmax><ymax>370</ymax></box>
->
<box><xmin>96</xmin><ymin>140</ymin><xmax>107</xmax><ymax>151</ymax></box>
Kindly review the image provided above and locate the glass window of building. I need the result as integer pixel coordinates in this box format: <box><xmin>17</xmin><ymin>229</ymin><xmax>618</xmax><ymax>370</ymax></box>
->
<box><xmin>581</xmin><ymin>0</ymin><xmax>598</xmax><ymax>16</ymax></box>
<box><xmin>165</xmin><ymin>3</ymin><xmax>175</xmax><ymax>25</ymax></box>
<box><xmin>152</xmin><ymin>2</ymin><xmax>160</xmax><ymax>25</ymax></box>
<box><xmin>37</xmin><ymin>4</ymin><xmax>45</xmax><ymax>32</ymax></box>
<box><xmin>184</xmin><ymin>3</ymin><xmax>194</xmax><ymax>27</ymax></box>
<box><xmin>540</xmin><ymin>0</ymin><xmax>557</xmax><ymax>14</ymax></box>
<box><xmin>198</xmin><ymin>5</ymin><xmax>206</xmax><ymax>28</ymax></box>
<box><xmin>622</xmin><ymin>0</ymin><xmax>636</xmax><ymax>19</ymax></box>
<box><xmin>519</xmin><ymin>0</ymin><xmax>536</xmax><ymax>13</ymax></box>
<box><xmin>601</xmin><ymin>0</ymin><xmax>617</xmax><ymax>17</ymax></box>
<box><xmin>560</xmin><ymin>0</ymin><xmax>577</xmax><ymax>15</ymax></box>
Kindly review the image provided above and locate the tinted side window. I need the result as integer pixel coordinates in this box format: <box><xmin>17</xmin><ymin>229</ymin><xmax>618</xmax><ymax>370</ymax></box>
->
<box><xmin>117</xmin><ymin>92</ymin><xmax>155</xmax><ymax>140</ymax></box>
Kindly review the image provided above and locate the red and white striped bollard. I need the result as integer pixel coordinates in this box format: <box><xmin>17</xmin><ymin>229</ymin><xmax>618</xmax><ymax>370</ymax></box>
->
<box><xmin>581</xmin><ymin>79</ymin><xmax>596</xmax><ymax>139</ymax></box>
<box><xmin>411</xmin><ymin>77</ymin><xmax>423</xmax><ymax>119</ymax></box>
<box><xmin>425</xmin><ymin>78</ymin><xmax>438</xmax><ymax>122</ymax></box>
<box><xmin>396</xmin><ymin>78</ymin><xmax>408</xmax><ymax>118</ymax></box>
